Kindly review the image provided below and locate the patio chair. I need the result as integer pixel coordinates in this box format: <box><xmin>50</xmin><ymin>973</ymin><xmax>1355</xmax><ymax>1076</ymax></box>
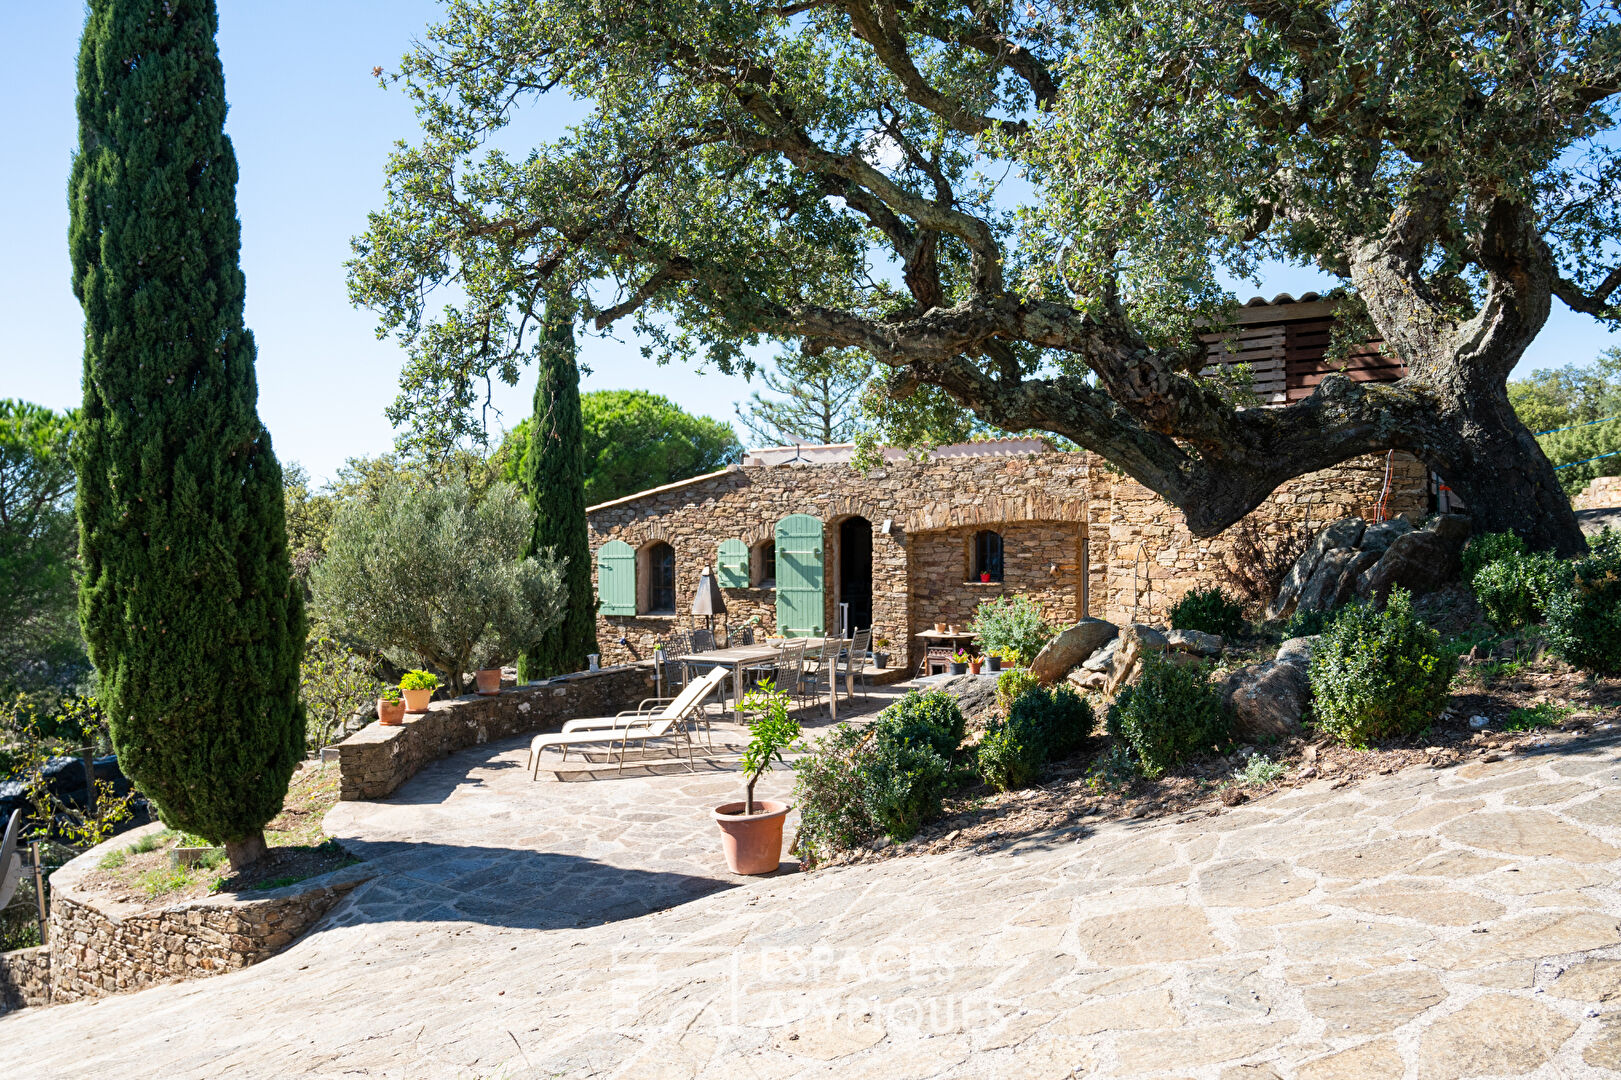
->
<box><xmin>846</xmin><ymin>628</ymin><xmax>873</xmax><ymax>700</ymax></box>
<box><xmin>526</xmin><ymin>666</ymin><xmax>729</xmax><ymax>778</ymax></box>
<box><xmin>796</xmin><ymin>637</ymin><xmax>846</xmax><ymax>717</ymax></box>
<box><xmin>690</xmin><ymin>627</ymin><xmax>716</xmax><ymax>653</ymax></box>
<box><xmin>757</xmin><ymin>639</ymin><xmax>806</xmax><ymax>706</ymax></box>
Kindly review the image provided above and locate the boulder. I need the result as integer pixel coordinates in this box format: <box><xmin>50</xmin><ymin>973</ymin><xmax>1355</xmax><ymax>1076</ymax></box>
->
<box><xmin>1220</xmin><ymin>660</ymin><xmax>1310</xmax><ymax>739</ymax></box>
<box><xmin>1030</xmin><ymin>617</ymin><xmax>1119</xmax><ymax>686</ymax></box>
<box><xmin>1066</xmin><ymin>668</ymin><xmax>1109</xmax><ymax>692</ymax></box>
<box><xmin>1295</xmin><ymin>547</ymin><xmax>1357</xmax><ymax>614</ymax></box>
<box><xmin>1103</xmin><ymin>624</ymin><xmax>1171</xmax><ymax>696</ymax></box>
<box><xmin>1357</xmin><ymin>514</ymin><xmax>1471</xmax><ymax>605</ymax></box>
<box><xmin>1081</xmin><ymin>637</ymin><xmax>1120</xmax><ymax>672</ymax></box>
<box><xmin>1274</xmin><ymin>635</ymin><xmax>1319</xmax><ymax>668</ymax></box>
<box><xmin>1166</xmin><ymin>628</ymin><xmax>1223</xmax><ymax>656</ymax></box>
<box><xmin>1357</xmin><ymin>518</ymin><xmax>1414</xmax><ymax>556</ymax></box>
<box><xmin>1267</xmin><ymin>517</ymin><xmax>1367</xmax><ymax>620</ymax></box>
<box><xmin>935</xmin><ymin>674</ymin><xmax>1000</xmax><ymax>725</ymax></box>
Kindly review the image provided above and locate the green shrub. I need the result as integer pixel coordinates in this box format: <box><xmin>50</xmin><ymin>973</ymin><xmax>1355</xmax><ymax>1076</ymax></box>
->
<box><xmin>1006</xmin><ymin>683</ymin><xmax>1095</xmax><ymax>760</ymax></box>
<box><xmin>399</xmin><ymin>670</ymin><xmax>439</xmax><ymax>691</ymax></box>
<box><xmin>874</xmin><ymin>689</ymin><xmax>965</xmax><ymax>759</ymax></box>
<box><xmin>968</xmin><ymin>595</ymin><xmax>1054</xmax><ymax>665</ymax></box>
<box><xmin>1308</xmin><ymin>589</ymin><xmax>1453</xmax><ymax>746</ymax></box>
<box><xmin>978</xmin><ymin>719</ymin><xmax>1043</xmax><ymax>792</ymax></box>
<box><xmin>1470</xmin><ymin>552</ymin><xmax>1573</xmax><ymax>630</ymax></box>
<box><xmin>792</xmin><ymin>692</ymin><xmax>965</xmax><ymax>862</ymax></box>
<box><xmin>1545</xmin><ymin>546</ymin><xmax>1621</xmax><ymax>675</ymax></box>
<box><xmin>1281</xmin><ymin>606</ymin><xmax>1331</xmax><ymax>639</ymax></box>
<box><xmin>995</xmin><ymin>667</ymin><xmax>1038</xmax><ymax>713</ymax></box>
<box><xmin>1168</xmin><ymin>587</ymin><xmax>1246</xmax><ymax>639</ymax></box>
<box><xmin>1460</xmin><ymin>531</ymin><xmax>1526</xmax><ymax>588</ymax></box>
<box><xmin>1106</xmin><ymin>655</ymin><xmax>1229</xmax><ymax>778</ymax></box>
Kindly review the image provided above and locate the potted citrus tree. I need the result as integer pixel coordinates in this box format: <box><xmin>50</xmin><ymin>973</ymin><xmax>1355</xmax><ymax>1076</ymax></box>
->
<box><xmin>400</xmin><ymin>669</ymin><xmax>439</xmax><ymax>713</ymax></box>
<box><xmin>713</xmin><ymin>681</ymin><xmax>801</xmax><ymax>875</ymax></box>
<box><xmin>377</xmin><ymin>686</ymin><xmax>406</xmax><ymax>726</ymax></box>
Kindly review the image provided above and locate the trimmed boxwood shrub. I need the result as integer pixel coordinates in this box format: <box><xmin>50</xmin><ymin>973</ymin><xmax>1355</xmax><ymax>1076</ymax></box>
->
<box><xmin>1007</xmin><ymin>682</ymin><xmax>1095</xmax><ymax>760</ymax></box>
<box><xmin>1545</xmin><ymin>545</ymin><xmax>1621</xmax><ymax>675</ymax></box>
<box><xmin>1308</xmin><ymin>589</ymin><xmax>1453</xmax><ymax>746</ymax></box>
<box><xmin>875</xmin><ymin>689</ymin><xmax>966</xmax><ymax>759</ymax></box>
<box><xmin>978</xmin><ymin>719</ymin><xmax>1043</xmax><ymax>792</ymax></box>
<box><xmin>1105</xmin><ymin>655</ymin><xmax>1229</xmax><ymax>778</ymax></box>
<box><xmin>1460</xmin><ymin>530</ymin><xmax>1526</xmax><ymax>588</ymax></box>
<box><xmin>1168</xmin><ymin>587</ymin><xmax>1246</xmax><ymax>639</ymax></box>
<box><xmin>995</xmin><ymin>667</ymin><xmax>1038</xmax><ymax>713</ymax></box>
<box><xmin>1470</xmin><ymin>551</ymin><xmax>1573</xmax><ymax>630</ymax></box>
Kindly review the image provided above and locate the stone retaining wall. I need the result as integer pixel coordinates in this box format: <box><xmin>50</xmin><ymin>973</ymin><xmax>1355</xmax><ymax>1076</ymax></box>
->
<box><xmin>1575</xmin><ymin>474</ymin><xmax>1621</xmax><ymax>510</ymax></box>
<box><xmin>334</xmin><ymin>663</ymin><xmax>658</xmax><ymax>800</ymax></box>
<box><xmin>0</xmin><ymin>824</ymin><xmax>371</xmax><ymax>1014</ymax></box>
<box><xmin>0</xmin><ymin>944</ymin><xmax>49</xmax><ymax>1011</ymax></box>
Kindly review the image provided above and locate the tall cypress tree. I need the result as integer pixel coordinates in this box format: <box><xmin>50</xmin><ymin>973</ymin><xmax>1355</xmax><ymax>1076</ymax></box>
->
<box><xmin>70</xmin><ymin>0</ymin><xmax>304</xmax><ymax>869</ymax></box>
<box><xmin>518</xmin><ymin>299</ymin><xmax>598</xmax><ymax>680</ymax></box>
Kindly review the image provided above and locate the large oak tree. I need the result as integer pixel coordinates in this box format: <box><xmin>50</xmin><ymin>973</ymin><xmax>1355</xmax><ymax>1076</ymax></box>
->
<box><xmin>351</xmin><ymin>0</ymin><xmax>1621</xmax><ymax>553</ymax></box>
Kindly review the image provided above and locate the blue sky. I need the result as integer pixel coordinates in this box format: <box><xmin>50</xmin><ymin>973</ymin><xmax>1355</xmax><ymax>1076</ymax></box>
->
<box><xmin>3</xmin><ymin>3</ymin><xmax>1617</xmax><ymax>483</ymax></box>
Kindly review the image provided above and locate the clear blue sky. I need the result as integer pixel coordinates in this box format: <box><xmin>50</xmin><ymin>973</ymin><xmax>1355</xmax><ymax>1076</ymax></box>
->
<box><xmin>3</xmin><ymin>3</ymin><xmax>1616</xmax><ymax>484</ymax></box>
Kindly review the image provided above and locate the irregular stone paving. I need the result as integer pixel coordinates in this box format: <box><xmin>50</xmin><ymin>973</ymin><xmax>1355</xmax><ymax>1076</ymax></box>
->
<box><xmin>5</xmin><ymin>732</ymin><xmax>1621</xmax><ymax>1080</ymax></box>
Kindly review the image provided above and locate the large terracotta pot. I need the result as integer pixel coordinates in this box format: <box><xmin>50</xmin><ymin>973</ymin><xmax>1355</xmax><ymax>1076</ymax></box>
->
<box><xmin>377</xmin><ymin>697</ymin><xmax>405</xmax><ymax>726</ymax></box>
<box><xmin>402</xmin><ymin>687</ymin><xmax>433</xmax><ymax>713</ymax></box>
<box><xmin>713</xmin><ymin>800</ymin><xmax>790</xmax><ymax>875</ymax></box>
<box><xmin>475</xmin><ymin>668</ymin><xmax>502</xmax><ymax>696</ymax></box>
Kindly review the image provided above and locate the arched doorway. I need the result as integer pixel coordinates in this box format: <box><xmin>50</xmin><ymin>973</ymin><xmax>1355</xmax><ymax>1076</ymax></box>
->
<box><xmin>839</xmin><ymin>516</ymin><xmax>873</xmax><ymax>635</ymax></box>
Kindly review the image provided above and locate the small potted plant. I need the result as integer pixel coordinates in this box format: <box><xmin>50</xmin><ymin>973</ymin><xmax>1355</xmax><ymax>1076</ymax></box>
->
<box><xmin>474</xmin><ymin>665</ymin><xmax>503</xmax><ymax>696</ymax></box>
<box><xmin>934</xmin><ymin>622</ymin><xmax>947</xmax><ymax>633</ymax></box>
<box><xmin>713</xmin><ymin>681</ymin><xmax>801</xmax><ymax>875</ymax></box>
<box><xmin>377</xmin><ymin>686</ymin><xmax>405</xmax><ymax>726</ymax></box>
<box><xmin>986</xmin><ymin>650</ymin><xmax>1003</xmax><ymax>673</ymax></box>
<box><xmin>872</xmin><ymin>637</ymin><xmax>891</xmax><ymax>669</ymax></box>
<box><xmin>980</xmin><ymin>571</ymin><xmax>992</xmax><ymax>583</ymax></box>
<box><xmin>400</xmin><ymin>670</ymin><xmax>439</xmax><ymax>713</ymax></box>
<box><xmin>968</xmin><ymin>654</ymin><xmax>983</xmax><ymax>675</ymax></box>
<box><xmin>949</xmin><ymin>649</ymin><xmax>970</xmax><ymax>675</ymax></box>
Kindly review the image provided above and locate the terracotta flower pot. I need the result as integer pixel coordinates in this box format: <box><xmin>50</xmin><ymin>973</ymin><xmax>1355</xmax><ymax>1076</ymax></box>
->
<box><xmin>969</xmin><ymin>660</ymin><xmax>982</xmax><ymax>675</ymax></box>
<box><xmin>377</xmin><ymin>697</ymin><xmax>405</xmax><ymax>726</ymax></box>
<box><xmin>402</xmin><ymin>687</ymin><xmax>433</xmax><ymax>713</ymax></box>
<box><xmin>475</xmin><ymin>668</ymin><xmax>502</xmax><ymax>696</ymax></box>
<box><xmin>713</xmin><ymin>800</ymin><xmax>790</xmax><ymax>875</ymax></box>
<box><xmin>934</xmin><ymin>622</ymin><xmax>947</xmax><ymax>633</ymax></box>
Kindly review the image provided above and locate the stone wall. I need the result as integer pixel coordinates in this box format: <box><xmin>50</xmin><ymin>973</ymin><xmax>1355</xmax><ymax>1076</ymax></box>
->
<box><xmin>586</xmin><ymin>445</ymin><xmax>1434</xmax><ymax>667</ymax></box>
<box><xmin>0</xmin><ymin>824</ymin><xmax>370</xmax><ymax>1014</ymax></box>
<box><xmin>0</xmin><ymin>944</ymin><xmax>48</xmax><ymax>1011</ymax></box>
<box><xmin>335</xmin><ymin>663</ymin><xmax>658</xmax><ymax>801</ymax></box>
<box><xmin>1575</xmin><ymin>475</ymin><xmax>1621</xmax><ymax>510</ymax></box>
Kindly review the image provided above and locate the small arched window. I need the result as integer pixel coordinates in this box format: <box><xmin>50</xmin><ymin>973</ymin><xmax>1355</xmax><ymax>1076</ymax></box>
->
<box><xmin>973</xmin><ymin>530</ymin><xmax>1004</xmax><ymax>583</ymax></box>
<box><xmin>752</xmin><ymin>539</ymin><xmax>777</xmax><ymax>589</ymax></box>
<box><xmin>642</xmin><ymin>542</ymin><xmax>677</xmax><ymax>614</ymax></box>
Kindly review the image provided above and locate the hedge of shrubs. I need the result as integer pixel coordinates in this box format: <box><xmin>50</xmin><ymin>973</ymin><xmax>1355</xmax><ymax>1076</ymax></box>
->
<box><xmin>979</xmin><ymin>683</ymin><xmax>1094</xmax><ymax>792</ymax></box>
<box><xmin>1463</xmin><ymin>528</ymin><xmax>1621</xmax><ymax>675</ymax></box>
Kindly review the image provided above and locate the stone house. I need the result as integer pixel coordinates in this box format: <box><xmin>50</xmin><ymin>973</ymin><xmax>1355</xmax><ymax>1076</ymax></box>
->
<box><xmin>585</xmin><ymin>296</ymin><xmax>1434</xmax><ymax>673</ymax></box>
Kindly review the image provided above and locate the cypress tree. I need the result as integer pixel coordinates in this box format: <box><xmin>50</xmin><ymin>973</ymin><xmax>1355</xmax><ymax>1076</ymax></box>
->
<box><xmin>518</xmin><ymin>299</ymin><xmax>598</xmax><ymax>680</ymax></box>
<box><xmin>70</xmin><ymin>0</ymin><xmax>304</xmax><ymax>869</ymax></box>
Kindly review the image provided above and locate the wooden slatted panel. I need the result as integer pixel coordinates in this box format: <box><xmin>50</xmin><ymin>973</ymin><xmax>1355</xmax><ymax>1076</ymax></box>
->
<box><xmin>596</xmin><ymin>539</ymin><xmax>636</xmax><ymax>616</ymax></box>
<box><xmin>1200</xmin><ymin>325</ymin><xmax>1287</xmax><ymax>405</ymax></box>
<box><xmin>1284</xmin><ymin>318</ymin><xmax>1404</xmax><ymax>402</ymax></box>
<box><xmin>774</xmin><ymin>514</ymin><xmax>824</xmax><ymax>638</ymax></box>
<box><xmin>716</xmin><ymin>538</ymin><xmax>749</xmax><ymax>589</ymax></box>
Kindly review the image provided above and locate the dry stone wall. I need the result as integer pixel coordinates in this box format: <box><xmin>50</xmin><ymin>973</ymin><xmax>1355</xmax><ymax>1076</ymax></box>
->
<box><xmin>1575</xmin><ymin>475</ymin><xmax>1621</xmax><ymax>510</ymax></box>
<box><xmin>0</xmin><ymin>825</ymin><xmax>370</xmax><ymax>1014</ymax></box>
<box><xmin>335</xmin><ymin>663</ymin><xmax>657</xmax><ymax>800</ymax></box>
<box><xmin>587</xmin><ymin>447</ymin><xmax>1433</xmax><ymax>667</ymax></box>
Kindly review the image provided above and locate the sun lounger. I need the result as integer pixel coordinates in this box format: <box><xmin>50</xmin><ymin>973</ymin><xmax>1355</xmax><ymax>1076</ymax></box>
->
<box><xmin>526</xmin><ymin>666</ymin><xmax>729</xmax><ymax>778</ymax></box>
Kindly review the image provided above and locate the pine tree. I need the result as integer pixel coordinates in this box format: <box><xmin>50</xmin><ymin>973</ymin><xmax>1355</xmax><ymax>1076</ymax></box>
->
<box><xmin>70</xmin><ymin>0</ymin><xmax>304</xmax><ymax>870</ymax></box>
<box><xmin>737</xmin><ymin>350</ymin><xmax>871</xmax><ymax>447</ymax></box>
<box><xmin>518</xmin><ymin>299</ymin><xmax>598</xmax><ymax>679</ymax></box>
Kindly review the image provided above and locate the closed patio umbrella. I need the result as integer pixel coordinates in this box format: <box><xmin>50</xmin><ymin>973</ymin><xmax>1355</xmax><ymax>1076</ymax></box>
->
<box><xmin>691</xmin><ymin>565</ymin><xmax>728</xmax><ymax>642</ymax></box>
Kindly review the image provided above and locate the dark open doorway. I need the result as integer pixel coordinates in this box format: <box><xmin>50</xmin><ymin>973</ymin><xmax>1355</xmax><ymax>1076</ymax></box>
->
<box><xmin>839</xmin><ymin>516</ymin><xmax>873</xmax><ymax>635</ymax></box>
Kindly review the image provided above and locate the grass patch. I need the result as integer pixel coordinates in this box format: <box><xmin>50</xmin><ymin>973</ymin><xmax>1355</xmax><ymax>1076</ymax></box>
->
<box><xmin>1502</xmin><ymin>702</ymin><xmax>1570</xmax><ymax>731</ymax></box>
<box><xmin>97</xmin><ymin>849</ymin><xmax>127</xmax><ymax>869</ymax></box>
<box><xmin>139</xmin><ymin>865</ymin><xmax>193</xmax><ymax>898</ymax></box>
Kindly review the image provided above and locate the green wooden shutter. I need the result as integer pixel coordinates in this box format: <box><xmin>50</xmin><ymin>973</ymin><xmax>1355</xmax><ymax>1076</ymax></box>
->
<box><xmin>716</xmin><ymin>538</ymin><xmax>749</xmax><ymax>588</ymax></box>
<box><xmin>596</xmin><ymin>540</ymin><xmax>636</xmax><ymax>616</ymax></box>
<box><xmin>775</xmin><ymin>514</ymin><xmax>824</xmax><ymax>637</ymax></box>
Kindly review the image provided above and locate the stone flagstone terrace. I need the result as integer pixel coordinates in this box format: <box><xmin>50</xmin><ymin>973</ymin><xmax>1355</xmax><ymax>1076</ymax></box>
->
<box><xmin>2</xmin><ymin>725</ymin><xmax>1619</xmax><ymax>1079</ymax></box>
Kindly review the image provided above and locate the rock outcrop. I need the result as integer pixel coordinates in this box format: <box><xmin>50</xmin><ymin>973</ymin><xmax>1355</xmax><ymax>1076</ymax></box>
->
<box><xmin>1220</xmin><ymin>635</ymin><xmax>1318</xmax><ymax>739</ymax></box>
<box><xmin>1030</xmin><ymin>618</ymin><xmax>1119</xmax><ymax>686</ymax></box>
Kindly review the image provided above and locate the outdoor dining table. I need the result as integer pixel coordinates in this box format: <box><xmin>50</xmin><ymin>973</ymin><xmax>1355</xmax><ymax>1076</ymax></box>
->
<box><xmin>675</xmin><ymin>637</ymin><xmax>857</xmax><ymax>724</ymax></box>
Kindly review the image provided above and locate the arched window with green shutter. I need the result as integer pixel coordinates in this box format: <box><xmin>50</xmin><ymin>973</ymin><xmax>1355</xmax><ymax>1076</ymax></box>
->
<box><xmin>596</xmin><ymin>539</ymin><xmax>635</xmax><ymax>616</ymax></box>
<box><xmin>775</xmin><ymin>514</ymin><xmax>824</xmax><ymax>637</ymax></box>
<box><xmin>716</xmin><ymin>538</ymin><xmax>749</xmax><ymax>588</ymax></box>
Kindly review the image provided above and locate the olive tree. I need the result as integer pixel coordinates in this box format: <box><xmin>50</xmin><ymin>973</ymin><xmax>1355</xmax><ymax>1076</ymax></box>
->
<box><xmin>350</xmin><ymin>0</ymin><xmax>1621</xmax><ymax>554</ymax></box>
<box><xmin>310</xmin><ymin>480</ymin><xmax>566</xmax><ymax>694</ymax></box>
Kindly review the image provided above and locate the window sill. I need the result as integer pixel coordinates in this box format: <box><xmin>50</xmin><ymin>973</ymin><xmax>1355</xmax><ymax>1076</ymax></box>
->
<box><xmin>962</xmin><ymin>581</ymin><xmax>1006</xmax><ymax>587</ymax></box>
